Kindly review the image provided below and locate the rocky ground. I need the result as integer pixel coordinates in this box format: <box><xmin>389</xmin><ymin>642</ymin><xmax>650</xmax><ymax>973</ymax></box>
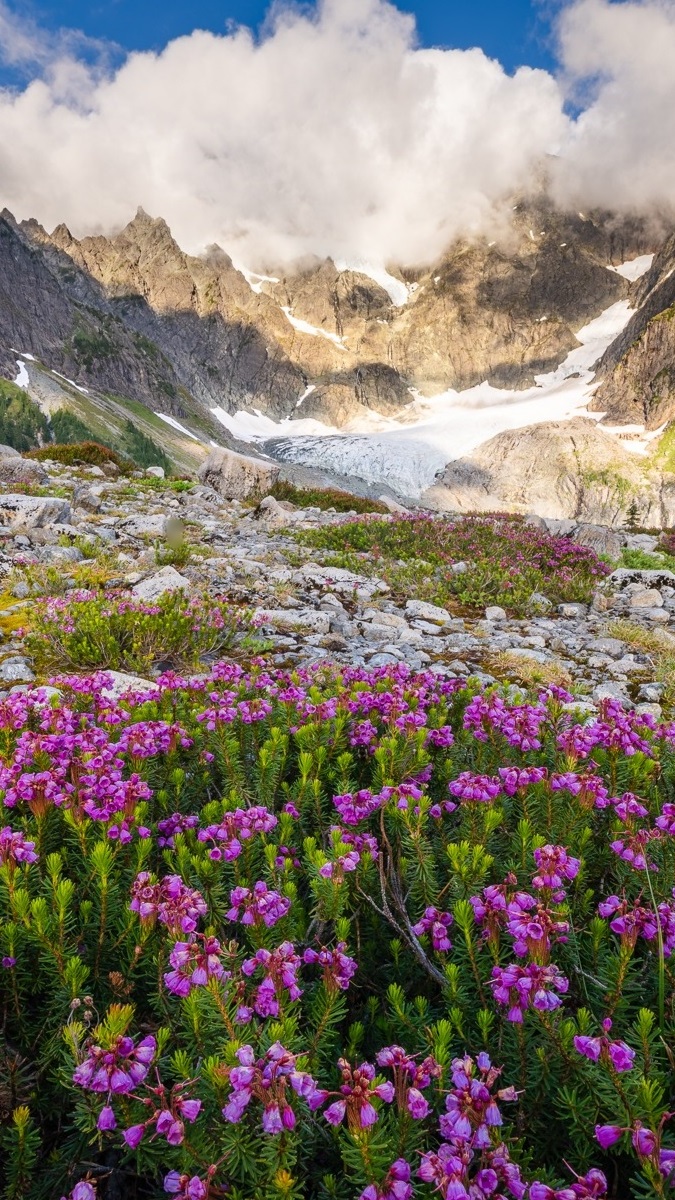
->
<box><xmin>1</xmin><ymin>448</ymin><xmax>674</xmax><ymax>718</ymax></box>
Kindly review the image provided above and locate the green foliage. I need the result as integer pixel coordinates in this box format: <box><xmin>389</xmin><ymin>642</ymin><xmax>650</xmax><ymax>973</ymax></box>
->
<box><xmin>70</xmin><ymin>325</ymin><xmax>117</xmax><ymax>371</ymax></box>
<box><xmin>50</xmin><ymin>409</ymin><xmax>99</xmax><ymax>445</ymax></box>
<box><xmin>0</xmin><ymin>669</ymin><xmax>674</xmax><ymax>1197</ymax></box>
<box><xmin>619</xmin><ymin>548</ymin><xmax>672</xmax><ymax>570</ymax></box>
<box><xmin>23</xmin><ymin>589</ymin><xmax>244</xmax><ymax>673</ymax></box>
<box><xmin>296</xmin><ymin>513</ymin><xmax>610</xmax><ymax>615</ymax></box>
<box><xmin>0</xmin><ymin>381</ymin><xmax>49</xmax><ymax>452</ymax></box>
<box><xmin>120</xmin><ymin>419</ymin><xmax>172</xmax><ymax>472</ymax></box>
<box><xmin>268</xmin><ymin>480</ymin><xmax>388</xmax><ymax>514</ymax></box>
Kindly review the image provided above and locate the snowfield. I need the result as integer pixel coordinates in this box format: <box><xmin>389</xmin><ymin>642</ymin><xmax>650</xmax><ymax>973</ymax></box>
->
<box><xmin>210</xmin><ymin>296</ymin><xmax>640</xmax><ymax>499</ymax></box>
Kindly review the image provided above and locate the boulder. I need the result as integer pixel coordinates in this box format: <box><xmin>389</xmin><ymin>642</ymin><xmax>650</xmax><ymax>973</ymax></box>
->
<box><xmin>146</xmin><ymin>466</ymin><xmax>165</xmax><ymax>479</ymax></box>
<box><xmin>132</xmin><ymin>566</ymin><xmax>191</xmax><ymax>601</ymax></box>
<box><xmin>485</xmin><ymin>606</ymin><xmax>507</xmax><ymax>621</ymax></box>
<box><xmin>405</xmin><ymin>598</ymin><xmax>452</xmax><ymax>623</ymax></box>
<box><xmin>0</xmin><ymin>444</ymin><xmax>20</xmax><ymax>459</ymax></box>
<box><xmin>254</xmin><ymin>608</ymin><xmax>331</xmax><ymax>635</ymax></box>
<box><xmin>99</xmin><ymin>672</ymin><xmax>160</xmax><ymax>699</ymax></box>
<box><xmin>120</xmin><ymin>513</ymin><xmax>169</xmax><ymax>539</ymax></box>
<box><xmin>0</xmin><ymin>494</ymin><xmax>71</xmax><ymax>528</ymax></box>
<box><xmin>198</xmin><ymin>447</ymin><xmax>280</xmax><ymax>500</ymax></box>
<box><xmin>0</xmin><ymin>457</ymin><xmax>47</xmax><ymax>486</ymax></box>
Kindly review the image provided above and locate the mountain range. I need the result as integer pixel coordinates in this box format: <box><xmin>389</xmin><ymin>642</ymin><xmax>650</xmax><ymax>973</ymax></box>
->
<box><xmin>2</xmin><ymin>198</ymin><xmax>675</xmax><ymax>519</ymax></box>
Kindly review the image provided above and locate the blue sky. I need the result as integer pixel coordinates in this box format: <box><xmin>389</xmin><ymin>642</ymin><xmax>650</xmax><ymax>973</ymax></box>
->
<box><xmin>21</xmin><ymin>0</ymin><xmax>561</xmax><ymax>73</ymax></box>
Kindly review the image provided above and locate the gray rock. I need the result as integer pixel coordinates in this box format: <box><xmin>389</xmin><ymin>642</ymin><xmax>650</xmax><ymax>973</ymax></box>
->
<box><xmin>295</xmin><ymin>563</ymin><xmax>388</xmax><ymax>598</ymax></box>
<box><xmin>368</xmin><ymin>652</ymin><xmax>401</xmax><ymax>666</ymax></box>
<box><xmin>146</xmin><ymin>466</ymin><xmax>165</xmax><ymax>478</ymax></box>
<box><xmin>100</xmin><ymin>672</ymin><xmax>159</xmax><ymax>699</ymax></box>
<box><xmin>377</xmin><ymin>496</ymin><xmax>410</xmax><ymax>514</ymax></box>
<box><xmin>0</xmin><ymin>658</ymin><xmax>35</xmax><ymax>683</ymax></box>
<box><xmin>132</xmin><ymin>566</ymin><xmax>191</xmax><ymax>601</ymax></box>
<box><xmin>0</xmin><ymin>457</ymin><xmax>47</xmax><ymax>486</ymax></box>
<box><xmin>73</xmin><ymin>485</ymin><xmax>102</xmax><ymax>513</ymax></box>
<box><xmin>405</xmin><ymin>598</ymin><xmax>452</xmax><ymax>623</ymax></box>
<box><xmin>0</xmin><ymin>444</ymin><xmax>20</xmax><ymax>458</ymax></box>
<box><xmin>451</xmin><ymin>561</ymin><xmax>468</xmax><ymax>574</ymax></box>
<box><xmin>629</xmin><ymin>588</ymin><xmax>664</xmax><ymax>608</ymax></box>
<box><xmin>587</xmin><ymin>637</ymin><xmax>626</xmax><ymax>658</ymax></box>
<box><xmin>120</xmin><ymin>513</ymin><xmax>169</xmax><ymax>539</ymax></box>
<box><xmin>39</xmin><ymin>545</ymin><xmax>84</xmax><ymax>563</ymax></box>
<box><xmin>485</xmin><ymin>606</ymin><xmax>507</xmax><ymax>621</ymax></box>
<box><xmin>558</xmin><ymin>603</ymin><xmax>588</xmax><ymax>618</ymax></box>
<box><xmin>608</xmin><ymin>568</ymin><xmax>675</xmax><ymax>589</ymax></box>
<box><xmin>528</xmin><ymin>592</ymin><xmax>553</xmax><ymax>612</ymax></box>
<box><xmin>0</xmin><ymin>494</ymin><xmax>72</xmax><ymax>528</ymax></box>
<box><xmin>254</xmin><ymin>608</ymin><xmax>331</xmax><ymax>635</ymax></box>
<box><xmin>198</xmin><ymin>447</ymin><xmax>280</xmax><ymax>500</ymax></box>
<box><xmin>592</xmin><ymin>682</ymin><xmax>633</xmax><ymax>705</ymax></box>
<box><xmin>638</xmin><ymin>683</ymin><xmax>665</xmax><ymax>702</ymax></box>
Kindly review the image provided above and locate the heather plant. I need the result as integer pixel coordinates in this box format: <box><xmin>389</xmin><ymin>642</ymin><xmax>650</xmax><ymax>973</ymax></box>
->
<box><xmin>2</xmin><ymin>663</ymin><xmax>675</xmax><ymax>1197</ymax></box>
<box><xmin>295</xmin><ymin>514</ymin><xmax>610</xmax><ymax>614</ymax></box>
<box><xmin>22</xmin><ymin>591</ymin><xmax>243</xmax><ymax>673</ymax></box>
<box><xmin>266</xmin><ymin>481</ymin><xmax>388</xmax><ymax>514</ymax></box>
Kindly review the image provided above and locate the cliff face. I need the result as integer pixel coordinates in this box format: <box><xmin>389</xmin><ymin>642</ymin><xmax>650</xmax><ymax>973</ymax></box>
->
<box><xmin>592</xmin><ymin>233</ymin><xmax>675</xmax><ymax>428</ymax></box>
<box><xmin>422</xmin><ymin>417</ymin><xmax>675</xmax><ymax>528</ymax></box>
<box><xmin>0</xmin><ymin>201</ymin><xmax>660</xmax><ymax>431</ymax></box>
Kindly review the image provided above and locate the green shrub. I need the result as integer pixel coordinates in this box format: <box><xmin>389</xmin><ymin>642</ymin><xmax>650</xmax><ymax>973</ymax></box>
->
<box><xmin>619</xmin><ymin>547</ymin><xmax>672</xmax><ymax>570</ymax></box>
<box><xmin>0</xmin><ymin>380</ymin><xmax>49</xmax><ymax>451</ymax></box>
<box><xmin>268</xmin><ymin>480</ymin><xmax>388</xmax><ymax>514</ymax></box>
<box><xmin>296</xmin><ymin>513</ymin><xmax>610</xmax><ymax>614</ymax></box>
<box><xmin>24</xmin><ymin>590</ymin><xmax>243</xmax><ymax>673</ymax></box>
<box><xmin>71</xmin><ymin>325</ymin><xmax>117</xmax><ymax>370</ymax></box>
<box><xmin>28</xmin><ymin>441</ymin><xmax>132</xmax><ymax>470</ymax></box>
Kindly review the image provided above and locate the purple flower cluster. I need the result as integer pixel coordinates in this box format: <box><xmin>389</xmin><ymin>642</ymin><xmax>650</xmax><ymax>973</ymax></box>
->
<box><xmin>240</xmin><ymin>941</ymin><xmax>303</xmax><ymax>1017</ymax></box>
<box><xmin>491</xmin><ymin>962</ymin><xmax>569</xmax><ymax>1022</ymax></box>
<box><xmin>574</xmin><ymin>1019</ymin><xmax>635</xmax><ymax>1073</ymax></box>
<box><xmin>412</xmin><ymin>907</ymin><xmax>454</xmax><ymax>952</ymax></box>
<box><xmin>418</xmin><ymin>1053</ymin><xmax>526</xmax><ymax>1200</ymax></box>
<box><xmin>303</xmin><ymin>942</ymin><xmax>358</xmax><ymax>991</ymax></box>
<box><xmin>197</xmin><ymin>805</ymin><xmax>277</xmax><ymax>860</ymax></box>
<box><xmin>376</xmin><ymin>1045</ymin><xmax>441</xmax><ymax>1119</ymax></box>
<box><xmin>164</xmin><ymin>934</ymin><xmax>227</xmax><ymax>997</ymax></box>
<box><xmin>323</xmin><ymin>1058</ymin><xmax>394</xmax><ymax>1131</ymax></box>
<box><xmin>222</xmin><ymin>1042</ymin><xmax>324</xmax><ymax>1131</ymax></box>
<box><xmin>226</xmin><ymin>881</ymin><xmax>291</xmax><ymax>928</ymax></box>
<box><xmin>130</xmin><ymin>872</ymin><xmax>207</xmax><ymax>935</ymax></box>
<box><xmin>73</xmin><ymin>1033</ymin><xmax>156</xmax><ymax>1130</ymax></box>
<box><xmin>0</xmin><ymin>825</ymin><xmax>38</xmax><ymax>870</ymax></box>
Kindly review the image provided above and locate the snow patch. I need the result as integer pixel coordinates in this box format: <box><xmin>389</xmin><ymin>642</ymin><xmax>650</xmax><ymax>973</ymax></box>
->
<box><xmin>335</xmin><ymin>259</ymin><xmax>410</xmax><ymax>307</ymax></box>
<box><xmin>607</xmin><ymin>254</ymin><xmax>654</xmax><ymax>282</ymax></box>
<box><xmin>233</xmin><ymin>263</ymin><xmax>280</xmax><ymax>294</ymax></box>
<box><xmin>155</xmin><ymin>413</ymin><xmax>201</xmax><ymax>442</ymax></box>
<box><xmin>52</xmin><ymin>370</ymin><xmax>89</xmax><ymax>394</ymax></box>
<box><xmin>281</xmin><ymin>306</ymin><xmax>347</xmax><ymax>349</ymax></box>
<box><xmin>296</xmin><ymin>384</ymin><xmax>316</xmax><ymax>408</ymax></box>
<box><xmin>14</xmin><ymin>360</ymin><xmax>29</xmax><ymax>389</ymax></box>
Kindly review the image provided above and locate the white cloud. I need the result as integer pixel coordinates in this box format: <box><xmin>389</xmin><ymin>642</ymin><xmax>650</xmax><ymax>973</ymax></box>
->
<box><xmin>0</xmin><ymin>0</ymin><xmax>671</xmax><ymax>267</ymax></box>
